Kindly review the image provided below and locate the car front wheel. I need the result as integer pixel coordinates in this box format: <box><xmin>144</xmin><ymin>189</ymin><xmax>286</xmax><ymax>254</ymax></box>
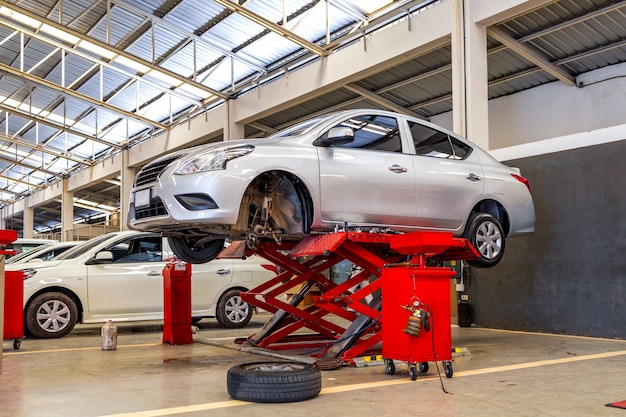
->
<box><xmin>168</xmin><ymin>236</ymin><xmax>225</xmax><ymax>264</ymax></box>
<box><xmin>465</xmin><ymin>213</ymin><xmax>505</xmax><ymax>268</ymax></box>
<box><xmin>25</xmin><ymin>292</ymin><xmax>78</xmax><ymax>338</ymax></box>
<box><xmin>216</xmin><ymin>289</ymin><xmax>252</xmax><ymax>328</ymax></box>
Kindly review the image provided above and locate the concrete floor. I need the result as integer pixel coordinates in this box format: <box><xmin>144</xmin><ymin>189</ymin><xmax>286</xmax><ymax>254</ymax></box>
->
<box><xmin>2</xmin><ymin>314</ymin><xmax>626</xmax><ymax>417</ymax></box>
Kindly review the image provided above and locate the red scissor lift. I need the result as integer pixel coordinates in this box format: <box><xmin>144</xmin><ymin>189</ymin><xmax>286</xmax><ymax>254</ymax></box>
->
<box><xmin>225</xmin><ymin>230</ymin><xmax>478</xmax><ymax>379</ymax></box>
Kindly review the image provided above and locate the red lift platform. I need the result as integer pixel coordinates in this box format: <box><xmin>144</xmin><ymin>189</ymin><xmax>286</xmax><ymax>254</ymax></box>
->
<box><xmin>221</xmin><ymin>230</ymin><xmax>479</xmax><ymax>379</ymax></box>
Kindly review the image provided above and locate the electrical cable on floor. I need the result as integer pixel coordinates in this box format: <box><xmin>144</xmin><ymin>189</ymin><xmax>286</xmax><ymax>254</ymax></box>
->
<box><xmin>427</xmin><ymin>307</ymin><xmax>452</xmax><ymax>395</ymax></box>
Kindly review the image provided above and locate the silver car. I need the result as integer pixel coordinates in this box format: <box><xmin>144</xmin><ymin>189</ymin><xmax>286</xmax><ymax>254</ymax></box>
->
<box><xmin>128</xmin><ymin>109</ymin><xmax>535</xmax><ymax>268</ymax></box>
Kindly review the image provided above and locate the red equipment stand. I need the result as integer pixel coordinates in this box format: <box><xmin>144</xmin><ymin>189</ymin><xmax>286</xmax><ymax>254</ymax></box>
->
<box><xmin>4</xmin><ymin>270</ymin><xmax>26</xmax><ymax>350</ymax></box>
<box><xmin>162</xmin><ymin>262</ymin><xmax>193</xmax><ymax>345</ymax></box>
<box><xmin>224</xmin><ymin>230</ymin><xmax>478</xmax><ymax>377</ymax></box>
<box><xmin>1</xmin><ymin>229</ymin><xmax>19</xmax><ymax>354</ymax></box>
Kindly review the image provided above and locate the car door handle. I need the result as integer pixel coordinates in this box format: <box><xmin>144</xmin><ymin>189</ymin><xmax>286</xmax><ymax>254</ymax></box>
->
<box><xmin>147</xmin><ymin>271</ymin><xmax>161</xmax><ymax>277</ymax></box>
<box><xmin>466</xmin><ymin>173</ymin><xmax>482</xmax><ymax>181</ymax></box>
<box><xmin>388</xmin><ymin>164</ymin><xmax>408</xmax><ymax>173</ymax></box>
<box><xmin>216</xmin><ymin>268</ymin><xmax>231</xmax><ymax>276</ymax></box>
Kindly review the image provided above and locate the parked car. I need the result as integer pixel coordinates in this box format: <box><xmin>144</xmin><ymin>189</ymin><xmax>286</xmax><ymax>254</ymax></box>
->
<box><xmin>21</xmin><ymin>231</ymin><xmax>277</xmax><ymax>338</ymax></box>
<box><xmin>5</xmin><ymin>241</ymin><xmax>81</xmax><ymax>267</ymax></box>
<box><xmin>5</xmin><ymin>238</ymin><xmax>59</xmax><ymax>257</ymax></box>
<box><xmin>128</xmin><ymin>109</ymin><xmax>535</xmax><ymax>268</ymax></box>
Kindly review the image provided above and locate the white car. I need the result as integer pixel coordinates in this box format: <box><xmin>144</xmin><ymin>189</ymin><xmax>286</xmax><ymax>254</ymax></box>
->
<box><xmin>5</xmin><ymin>241</ymin><xmax>81</xmax><ymax>267</ymax></box>
<box><xmin>21</xmin><ymin>231</ymin><xmax>277</xmax><ymax>338</ymax></box>
<box><xmin>129</xmin><ymin>109</ymin><xmax>535</xmax><ymax>268</ymax></box>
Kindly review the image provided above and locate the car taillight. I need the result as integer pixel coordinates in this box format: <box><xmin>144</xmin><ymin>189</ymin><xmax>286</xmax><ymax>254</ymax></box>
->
<box><xmin>261</xmin><ymin>264</ymin><xmax>279</xmax><ymax>275</ymax></box>
<box><xmin>511</xmin><ymin>174</ymin><xmax>531</xmax><ymax>193</ymax></box>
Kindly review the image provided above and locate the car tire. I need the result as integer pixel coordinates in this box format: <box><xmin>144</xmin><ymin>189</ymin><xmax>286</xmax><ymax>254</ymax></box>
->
<box><xmin>25</xmin><ymin>292</ymin><xmax>78</xmax><ymax>339</ymax></box>
<box><xmin>168</xmin><ymin>236</ymin><xmax>225</xmax><ymax>264</ymax></box>
<box><xmin>465</xmin><ymin>212</ymin><xmax>505</xmax><ymax>268</ymax></box>
<box><xmin>216</xmin><ymin>289</ymin><xmax>252</xmax><ymax>328</ymax></box>
<box><xmin>227</xmin><ymin>362</ymin><xmax>322</xmax><ymax>403</ymax></box>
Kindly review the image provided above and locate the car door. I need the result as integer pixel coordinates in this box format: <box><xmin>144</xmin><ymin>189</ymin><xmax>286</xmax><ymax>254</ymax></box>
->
<box><xmin>317</xmin><ymin>113</ymin><xmax>418</xmax><ymax>227</ymax></box>
<box><xmin>407</xmin><ymin>121</ymin><xmax>484</xmax><ymax>231</ymax></box>
<box><xmin>86</xmin><ymin>234</ymin><xmax>166</xmax><ymax>319</ymax></box>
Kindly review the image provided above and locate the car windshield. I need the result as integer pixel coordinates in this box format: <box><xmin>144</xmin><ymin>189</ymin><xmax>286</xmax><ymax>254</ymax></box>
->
<box><xmin>54</xmin><ymin>234</ymin><xmax>113</xmax><ymax>260</ymax></box>
<box><xmin>6</xmin><ymin>245</ymin><xmax>53</xmax><ymax>264</ymax></box>
<box><xmin>268</xmin><ymin>114</ymin><xmax>333</xmax><ymax>138</ymax></box>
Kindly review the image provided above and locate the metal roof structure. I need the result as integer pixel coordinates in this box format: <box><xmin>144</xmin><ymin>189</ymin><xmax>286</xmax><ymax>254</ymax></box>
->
<box><xmin>1</xmin><ymin>0</ymin><xmax>625</xmax><ymax>234</ymax></box>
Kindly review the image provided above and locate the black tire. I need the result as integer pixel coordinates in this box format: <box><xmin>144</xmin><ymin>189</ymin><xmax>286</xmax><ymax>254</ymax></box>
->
<box><xmin>216</xmin><ymin>289</ymin><xmax>252</xmax><ymax>329</ymax></box>
<box><xmin>25</xmin><ymin>292</ymin><xmax>78</xmax><ymax>339</ymax></box>
<box><xmin>385</xmin><ymin>359</ymin><xmax>396</xmax><ymax>375</ymax></box>
<box><xmin>464</xmin><ymin>213</ymin><xmax>505</xmax><ymax>268</ymax></box>
<box><xmin>419</xmin><ymin>362</ymin><xmax>429</xmax><ymax>373</ymax></box>
<box><xmin>227</xmin><ymin>362</ymin><xmax>322</xmax><ymax>403</ymax></box>
<box><xmin>444</xmin><ymin>362</ymin><xmax>454</xmax><ymax>378</ymax></box>
<box><xmin>409</xmin><ymin>365</ymin><xmax>418</xmax><ymax>381</ymax></box>
<box><xmin>168</xmin><ymin>236</ymin><xmax>225</xmax><ymax>264</ymax></box>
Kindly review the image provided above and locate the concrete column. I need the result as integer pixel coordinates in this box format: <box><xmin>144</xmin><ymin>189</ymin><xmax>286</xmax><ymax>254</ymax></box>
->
<box><xmin>22</xmin><ymin>197</ymin><xmax>34</xmax><ymax>238</ymax></box>
<box><xmin>224</xmin><ymin>99</ymin><xmax>245</xmax><ymax>140</ymax></box>
<box><xmin>451</xmin><ymin>0</ymin><xmax>489</xmax><ymax>149</ymax></box>
<box><xmin>120</xmin><ymin>149</ymin><xmax>135</xmax><ymax>231</ymax></box>
<box><xmin>61</xmin><ymin>178</ymin><xmax>74</xmax><ymax>241</ymax></box>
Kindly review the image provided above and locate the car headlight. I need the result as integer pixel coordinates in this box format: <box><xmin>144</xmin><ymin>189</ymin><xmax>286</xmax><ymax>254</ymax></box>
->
<box><xmin>174</xmin><ymin>145</ymin><xmax>254</xmax><ymax>174</ymax></box>
<box><xmin>22</xmin><ymin>269</ymin><xmax>37</xmax><ymax>280</ymax></box>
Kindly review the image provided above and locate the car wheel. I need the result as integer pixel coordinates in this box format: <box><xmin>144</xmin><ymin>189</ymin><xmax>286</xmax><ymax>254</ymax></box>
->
<box><xmin>25</xmin><ymin>292</ymin><xmax>78</xmax><ymax>339</ymax></box>
<box><xmin>227</xmin><ymin>362</ymin><xmax>322</xmax><ymax>403</ymax></box>
<box><xmin>216</xmin><ymin>289</ymin><xmax>253</xmax><ymax>328</ymax></box>
<box><xmin>168</xmin><ymin>236</ymin><xmax>225</xmax><ymax>264</ymax></box>
<box><xmin>465</xmin><ymin>213</ymin><xmax>505</xmax><ymax>268</ymax></box>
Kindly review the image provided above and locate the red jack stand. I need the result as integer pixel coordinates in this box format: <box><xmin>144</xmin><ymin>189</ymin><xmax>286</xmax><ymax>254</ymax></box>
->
<box><xmin>222</xmin><ymin>231</ymin><xmax>478</xmax><ymax>368</ymax></box>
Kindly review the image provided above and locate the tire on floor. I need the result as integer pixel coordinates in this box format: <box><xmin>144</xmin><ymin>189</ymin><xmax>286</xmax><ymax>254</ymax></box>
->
<box><xmin>227</xmin><ymin>361</ymin><xmax>322</xmax><ymax>403</ymax></box>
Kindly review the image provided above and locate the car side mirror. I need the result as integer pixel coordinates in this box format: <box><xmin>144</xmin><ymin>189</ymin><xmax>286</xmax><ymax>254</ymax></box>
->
<box><xmin>314</xmin><ymin>127</ymin><xmax>354</xmax><ymax>147</ymax></box>
<box><xmin>89</xmin><ymin>250</ymin><xmax>114</xmax><ymax>264</ymax></box>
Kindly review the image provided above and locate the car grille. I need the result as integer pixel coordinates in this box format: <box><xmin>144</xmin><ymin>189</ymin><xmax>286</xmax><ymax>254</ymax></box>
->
<box><xmin>135</xmin><ymin>197</ymin><xmax>168</xmax><ymax>220</ymax></box>
<box><xmin>134</xmin><ymin>155</ymin><xmax>184</xmax><ymax>187</ymax></box>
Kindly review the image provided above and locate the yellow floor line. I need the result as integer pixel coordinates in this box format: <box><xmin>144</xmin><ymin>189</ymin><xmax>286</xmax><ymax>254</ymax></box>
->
<box><xmin>3</xmin><ymin>342</ymin><xmax>162</xmax><ymax>355</ymax></box>
<box><xmin>97</xmin><ymin>349</ymin><xmax>626</xmax><ymax>417</ymax></box>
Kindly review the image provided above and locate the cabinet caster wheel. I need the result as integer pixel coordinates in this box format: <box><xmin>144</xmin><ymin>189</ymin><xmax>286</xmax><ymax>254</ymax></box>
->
<box><xmin>409</xmin><ymin>364</ymin><xmax>418</xmax><ymax>381</ymax></box>
<box><xmin>384</xmin><ymin>359</ymin><xmax>395</xmax><ymax>375</ymax></box>
<box><xmin>13</xmin><ymin>338</ymin><xmax>22</xmax><ymax>350</ymax></box>
<box><xmin>443</xmin><ymin>362</ymin><xmax>453</xmax><ymax>378</ymax></box>
<box><xmin>419</xmin><ymin>362</ymin><xmax>429</xmax><ymax>373</ymax></box>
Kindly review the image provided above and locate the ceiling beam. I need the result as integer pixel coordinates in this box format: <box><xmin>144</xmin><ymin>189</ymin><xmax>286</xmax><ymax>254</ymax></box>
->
<box><xmin>487</xmin><ymin>26</ymin><xmax>576</xmax><ymax>87</ymax></box>
<box><xmin>343</xmin><ymin>83</ymin><xmax>426</xmax><ymax>119</ymax></box>
<box><xmin>1</xmin><ymin>2</ymin><xmax>226</xmax><ymax>100</ymax></box>
<box><xmin>212</xmin><ymin>0</ymin><xmax>329</xmax><ymax>57</ymax></box>
<box><xmin>0</xmin><ymin>62</ymin><xmax>169</xmax><ymax>131</ymax></box>
<box><xmin>0</xmin><ymin>103</ymin><xmax>122</xmax><ymax>149</ymax></box>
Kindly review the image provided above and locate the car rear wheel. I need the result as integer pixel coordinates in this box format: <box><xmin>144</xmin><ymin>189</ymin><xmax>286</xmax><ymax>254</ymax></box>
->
<box><xmin>216</xmin><ymin>289</ymin><xmax>252</xmax><ymax>328</ymax></box>
<box><xmin>168</xmin><ymin>236</ymin><xmax>225</xmax><ymax>264</ymax></box>
<box><xmin>25</xmin><ymin>292</ymin><xmax>78</xmax><ymax>339</ymax></box>
<box><xmin>465</xmin><ymin>213</ymin><xmax>505</xmax><ymax>268</ymax></box>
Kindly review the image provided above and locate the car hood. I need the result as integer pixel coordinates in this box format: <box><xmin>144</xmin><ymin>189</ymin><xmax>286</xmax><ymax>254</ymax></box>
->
<box><xmin>12</xmin><ymin>259</ymin><xmax>65</xmax><ymax>271</ymax></box>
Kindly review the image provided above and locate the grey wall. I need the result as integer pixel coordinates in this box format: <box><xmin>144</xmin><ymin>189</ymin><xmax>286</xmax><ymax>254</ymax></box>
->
<box><xmin>466</xmin><ymin>139</ymin><xmax>626</xmax><ymax>339</ymax></box>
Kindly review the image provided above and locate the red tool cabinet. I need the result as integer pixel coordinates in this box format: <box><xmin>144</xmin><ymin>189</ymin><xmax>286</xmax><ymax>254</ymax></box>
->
<box><xmin>381</xmin><ymin>265</ymin><xmax>455</xmax><ymax>380</ymax></box>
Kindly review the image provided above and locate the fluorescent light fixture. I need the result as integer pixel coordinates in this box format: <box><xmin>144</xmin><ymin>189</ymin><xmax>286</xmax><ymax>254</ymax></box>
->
<box><xmin>113</xmin><ymin>56</ymin><xmax>150</xmax><ymax>74</ymax></box>
<box><xmin>147</xmin><ymin>70</ymin><xmax>183</xmax><ymax>87</ymax></box>
<box><xmin>0</xmin><ymin>6</ymin><xmax>40</xmax><ymax>28</ymax></box>
<box><xmin>41</xmin><ymin>24</ymin><xmax>79</xmax><ymax>44</ymax></box>
<box><xmin>78</xmin><ymin>40</ymin><xmax>117</xmax><ymax>60</ymax></box>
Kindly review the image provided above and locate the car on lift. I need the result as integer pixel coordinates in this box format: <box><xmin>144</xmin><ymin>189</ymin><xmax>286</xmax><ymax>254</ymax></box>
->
<box><xmin>128</xmin><ymin>109</ymin><xmax>535</xmax><ymax>268</ymax></box>
<box><xmin>21</xmin><ymin>230</ymin><xmax>277</xmax><ymax>338</ymax></box>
